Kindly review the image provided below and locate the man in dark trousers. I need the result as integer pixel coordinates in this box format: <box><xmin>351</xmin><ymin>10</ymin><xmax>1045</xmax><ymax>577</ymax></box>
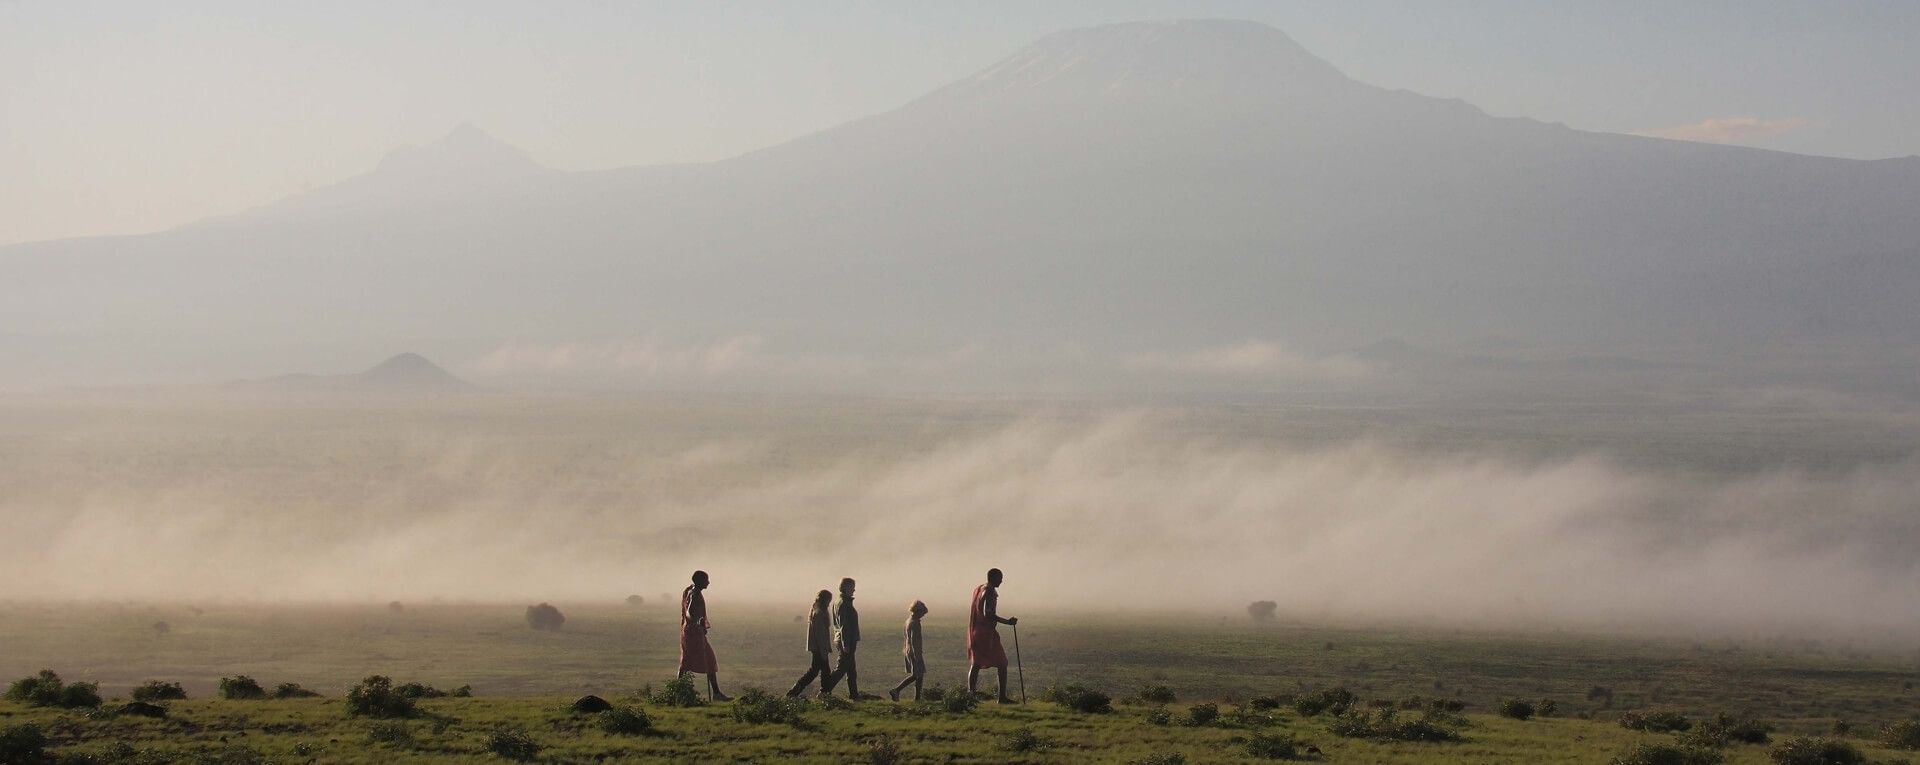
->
<box><xmin>821</xmin><ymin>577</ymin><xmax>868</xmax><ymax>699</ymax></box>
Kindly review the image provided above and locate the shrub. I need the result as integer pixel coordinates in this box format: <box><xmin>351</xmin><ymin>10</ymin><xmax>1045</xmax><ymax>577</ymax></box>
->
<box><xmin>731</xmin><ymin>687</ymin><xmax>809</xmax><ymax>727</ymax></box>
<box><xmin>819</xmin><ymin>694</ymin><xmax>856</xmax><ymax>712</ymax></box>
<box><xmin>117</xmin><ymin>701</ymin><xmax>169</xmax><ymax>719</ymax></box>
<box><xmin>62</xmin><ymin>682</ymin><xmax>103</xmax><ymax>709</ymax></box>
<box><xmin>868</xmin><ymin>734</ymin><xmax>902</xmax><ymax>765</ymax></box>
<box><xmin>1498</xmin><ymin>698</ymin><xmax>1536</xmax><ymax>720</ymax></box>
<box><xmin>273</xmin><ymin>682</ymin><xmax>321</xmax><ymax>699</ymax></box>
<box><xmin>1183</xmin><ymin>703</ymin><xmax>1219</xmax><ymax>727</ymax></box>
<box><xmin>0</xmin><ymin>724</ymin><xmax>48</xmax><ymax>764</ymax></box>
<box><xmin>525</xmin><ymin>602</ymin><xmax>565</xmax><ymax>631</ymax></box>
<box><xmin>1247</xmin><ymin>601</ymin><xmax>1278</xmax><ymax>621</ymax></box>
<box><xmin>998</xmin><ymin>728</ymin><xmax>1050</xmax><ymax>753</ymax></box>
<box><xmin>1131</xmin><ymin>755</ymin><xmax>1187</xmax><ymax>765</ymax></box>
<box><xmin>1136</xmin><ymin>684</ymin><xmax>1177</xmax><ymax>704</ymax></box>
<box><xmin>1245</xmin><ymin>731</ymin><xmax>1302</xmax><ymax>760</ymax></box>
<box><xmin>1293</xmin><ymin>687</ymin><xmax>1357</xmax><ymax>717</ymax></box>
<box><xmin>6</xmin><ymin>670</ymin><xmax>99</xmax><ymax>708</ymax></box>
<box><xmin>1328</xmin><ymin>708</ymin><xmax>1463</xmax><ymax>742</ymax></box>
<box><xmin>1620</xmin><ymin>710</ymin><xmax>1694</xmax><ymax>733</ymax></box>
<box><xmin>1609</xmin><ymin>742</ymin><xmax>1724</xmax><ymax>765</ymax></box>
<box><xmin>937</xmin><ymin>691</ymin><xmax>978</xmax><ymax>714</ymax></box>
<box><xmin>394</xmin><ymin>682</ymin><xmax>449</xmax><ymax>699</ymax></box>
<box><xmin>1248</xmin><ymin>695</ymin><xmax>1282</xmax><ymax>711</ymax></box>
<box><xmin>1682</xmin><ymin>713</ymin><xmax>1772</xmax><ymax>747</ymax></box>
<box><xmin>1228</xmin><ymin>704</ymin><xmax>1278</xmax><ymax>729</ymax></box>
<box><xmin>366</xmin><ymin>721</ymin><xmax>414</xmax><ymax>748</ymax></box>
<box><xmin>345</xmin><ymin>675</ymin><xmax>416</xmax><ymax>718</ymax></box>
<box><xmin>151</xmin><ymin>621</ymin><xmax>170</xmax><ymax>637</ymax></box>
<box><xmin>186</xmin><ymin>745</ymin><xmax>271</xmax><ymax>765</ymax></box>
<box><xmin>1886</xmin><ymin>721</ymin><xmax>1920</xmax><ymax>750</ymax></box>
<box><xmin>644</xmin><ymin>675</ymin><xmax>704</xmax><ymax>707</ymax></box>
<box><xmin>388</xmin><ymin>601</ymin><xmax>404</xmax><ymax>613</ymax></box>
<box><xmin>1539</xmin><ymin>699</ymin><xmax>1560</xmax><ymax>717</ymax></box>
<box><xmin>598</xmin><ymin>706</ymin><xmax>652</xmax><ymax>735</ymax></box>
<box><xmin>626</xmin><ymin>594</ymin><xmax>645</xmax><ymax>606</ymax></box>
<box><xmin>1768</xmin><ymin>737</ymin><xmax>1866</xmax><ymax>765</ymax></box>
<box><xmin>1145</xmin><ymin>706</ymin><xmax>1173</xmax><ymax>725</ymax></box>
<box><xmin>486</xmin><ymin>726</ymin><xmax>542</xmax><ymax>761</ymax></box>
<box><xmin>131</xmin><ymin>681</ymin><xmax>188</xmax><ymax>702</ymax></box>
<box><xmin>1042</xmin><ymin>684</ymin><xmax>1112</xmax><ymax>713</ymax></box>
<box><xmin>219</xmin><ymin>675</ymin><xmax>266</xmax><ymax>700</ymax></box>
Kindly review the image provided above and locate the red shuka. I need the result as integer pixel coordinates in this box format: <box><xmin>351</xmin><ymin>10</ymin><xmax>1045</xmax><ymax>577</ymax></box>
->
<box><xmin>968</xmin><ymin>583</ymin><xmax>1008</xmax><ymax>669</ymax></box>
<box><xmin>679</xmin><ymin>585</ymin><xmax>718</xmax><ymax>674</ymax></box>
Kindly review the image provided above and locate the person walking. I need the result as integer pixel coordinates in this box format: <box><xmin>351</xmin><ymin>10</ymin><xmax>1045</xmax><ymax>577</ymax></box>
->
<box><xmin>821</xmin><ymin>577</ymin><xmax>867</xmax><ymax>699</ymax></box>
<box><xmin>967</xmin><ymin>568</ymin><xmax>1018</xmax><ymax>703</ymax></box>
<box><xmin>786</xmin><ymin>590</ymin><xmax>835</xmax><ymax>698</ymax></box>
<box><xmin>678</xmin><ymin>570</ymin><xmax>731</xmax><ymax>701</ymax></box>
<box><xmin>888</xmin><ymin>600</ymin><xmax>928</xmax><ymax>702</ymax></box>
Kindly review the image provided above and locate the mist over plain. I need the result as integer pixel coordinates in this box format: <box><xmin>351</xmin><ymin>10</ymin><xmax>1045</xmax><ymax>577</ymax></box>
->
<box><xmin>5</xmin><ymin>392</ymin><xmax>1917</xmax><ymax>642</ymax></box>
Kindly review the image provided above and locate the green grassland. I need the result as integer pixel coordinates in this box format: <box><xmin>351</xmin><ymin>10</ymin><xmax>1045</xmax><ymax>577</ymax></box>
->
<box><xmin>4</xmin><ymin>603</ymin><xmax>1920</xmax><ymax>762</ymax></box>
<box><xmin>10</xmin><ymin>691</ymin><xmax>1914</xmax><ymax>764</ymax></box>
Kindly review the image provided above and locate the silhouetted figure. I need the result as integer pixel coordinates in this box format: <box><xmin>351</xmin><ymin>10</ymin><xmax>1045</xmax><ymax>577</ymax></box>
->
<box><xmin>888</xmin><ymin>600</ymin><xmax>928</xmax><ymax>702</ymax></box>
<box><xmin>968</xmin><ymin>568</ymin><xmax>1018</xmax><ymax>703</ymax></box>
<box><xmin>679</xmin><ymin>570</ymin><xmax>730</xmax><ymax>701</ymax></box>
<box><xmin>786</xmin><ymin>589</ymin><xmax>834</xmax><ymax>698</ymax></box>
<box><xmin>821</xmin><ymin>577</ymin><xmax>869</xmax><ymax>699</ymax></box>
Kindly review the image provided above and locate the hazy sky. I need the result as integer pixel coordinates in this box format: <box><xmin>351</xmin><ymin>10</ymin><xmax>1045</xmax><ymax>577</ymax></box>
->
<box><xmin>5</xmin><ymin>0</ymin><xmax>1918</xmax><ymax>246</ymax></box>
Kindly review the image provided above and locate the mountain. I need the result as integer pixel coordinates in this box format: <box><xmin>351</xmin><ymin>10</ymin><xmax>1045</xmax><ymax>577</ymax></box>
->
<box><xmin>247</xmin><ymin>353</ymin><xmax>475</xmax><ymax>393</ymax></box>
<box><xmin>4</xmin><ymin>19</ymin><xmax>1918</xmax><ymax>394</ymax></box>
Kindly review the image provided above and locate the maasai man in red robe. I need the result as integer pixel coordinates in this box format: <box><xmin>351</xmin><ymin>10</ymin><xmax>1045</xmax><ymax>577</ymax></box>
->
<box><xmin>967</xmin><ymin>567</ymin><xmax>1018</xmax><ymax>703</ymax></box>
<box><xmin>679</xmin><ymin>570</ymin><xmax>730</xmax><ymax>701</ymax></box>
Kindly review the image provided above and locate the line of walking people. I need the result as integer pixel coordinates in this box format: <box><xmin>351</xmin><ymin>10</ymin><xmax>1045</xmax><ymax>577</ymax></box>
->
<box><xmin>676</xmin><ymin>568</ymin><xmax>1020</xmax><ymax>704</ymax></box>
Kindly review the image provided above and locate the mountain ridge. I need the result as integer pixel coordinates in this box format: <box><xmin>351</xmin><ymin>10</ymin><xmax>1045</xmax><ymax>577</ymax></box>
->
<box><xmin>2</xmin><ymin>19</ymin><xmax>1917</xmax><ymax>395</ymax></box>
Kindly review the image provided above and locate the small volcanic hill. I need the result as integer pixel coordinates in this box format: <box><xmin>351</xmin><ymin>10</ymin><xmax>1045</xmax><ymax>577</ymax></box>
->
<box><xmin>250</xmin><ymin>353</ymin><xmax>475</xmax><ymax>393</ymax></box>
<box><xmin>356</xmin><ymin>352</ymin><xmax>474</xmax><ymax>391</ymax></box>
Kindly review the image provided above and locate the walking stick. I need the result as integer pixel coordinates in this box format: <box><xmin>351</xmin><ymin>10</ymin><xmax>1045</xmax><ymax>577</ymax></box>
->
<box><xmin>1012</xmin><ymin>622</ymin><xmax>1026</xmax><ymax>704</ymax></box>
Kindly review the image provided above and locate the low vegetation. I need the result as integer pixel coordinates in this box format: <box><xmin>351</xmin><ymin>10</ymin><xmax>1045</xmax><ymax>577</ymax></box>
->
<box><xmin>345</xmin><ymin>675</ymin><xmax>417</xmax><ymax>718</ymax></box>
<box><xmin>1497</xmin><ymin>698</ymin><xmax>1535</xmax><ymax>720</ymax></box>
<box><xmin>524</xmin><ymin>602</ymin><xmax>565</xmax><ymax>631</ymax></box>
<box><xmin>644</xmin><ymin>675</ymin><xmax>705</xmax><ymax>707</ymax></box>
<box><xmin>219</xmin><ymin>675</ymin><xmax>267</xmax><ymax>699</ymax></box>
<box><xmin>0</xmin><ymin>724</ymin><xmax>49</xmax><ymax>763</ymax></box>
<box><xmin>996</xmin><ymin>727</ymin><xmax>1050</xmax><ymax>753</ymax></box>
<box><xmin>1292</xmin><ymin>687</ymin><xmax>1358</xmax><ymax>717</ymax></box>
<box><xmin>1680</xmin><ymin>712</ymin><xmax>1774</xmax><ymax>748</ymax></box>
<box><xmin>597</xmin><ymin>705</ymin><xmax>652</xmax><ymax>735</ymax></box>
<box><xmin>730</xmin><ymin>687</ymin><xmax>809</xmax><ymax>727</ymax></box>
<box><xmin>1245</xmin><ymin>731</ymin><xmax>1307</xmax><ymax>759</ymax></box>
<box><xmin>272</xmin><ymin>682</ymin><xmax>321</xmax><ymax>699</ymax></box>
<box><xmin>485</xmin><ymin>726</ymin><xmax>542</xmax><ymax>761</ymax></box>
<box><xmin>1610</xmin><ymin>742</ymin><xmax>1725</xmax><ymax>765</ymax></box>
<box><xmin>1767</xmin><ymin>737</ymin><xmax>1866</xmax><ymax>765</ymax></box>
<box><xmin>1041</xmin><ymin>684</ymin><xmax>1113</xmax><ymax>713</ymax></box>
<box><xmin>1327</xmin><ymin>707</ymin><xmax>1465</xmax><ymax>742</ymax></box>
<box><xmin>5</xmin><ymin>670</ymin><xmax>99</xmax><ymax>709</ymax></box>
<box><xmin>130</xmin><ymin>680</ymin><xmax>188</xmax><ymax>702</ymax></box>
<box><xmin>1885</xmin><ymin>720</ymin><xmax>1920</xmax><ymax>751</ymax></box>
<box><xmin>1620</xmin><ymin>709</ymin><xmax>1695</xmax><ymax>733</ymax></box>
<box><xmin>1182</xmin><ymin>702</ymin><xmax>1219</xmax><ymax>726</ymax></box>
